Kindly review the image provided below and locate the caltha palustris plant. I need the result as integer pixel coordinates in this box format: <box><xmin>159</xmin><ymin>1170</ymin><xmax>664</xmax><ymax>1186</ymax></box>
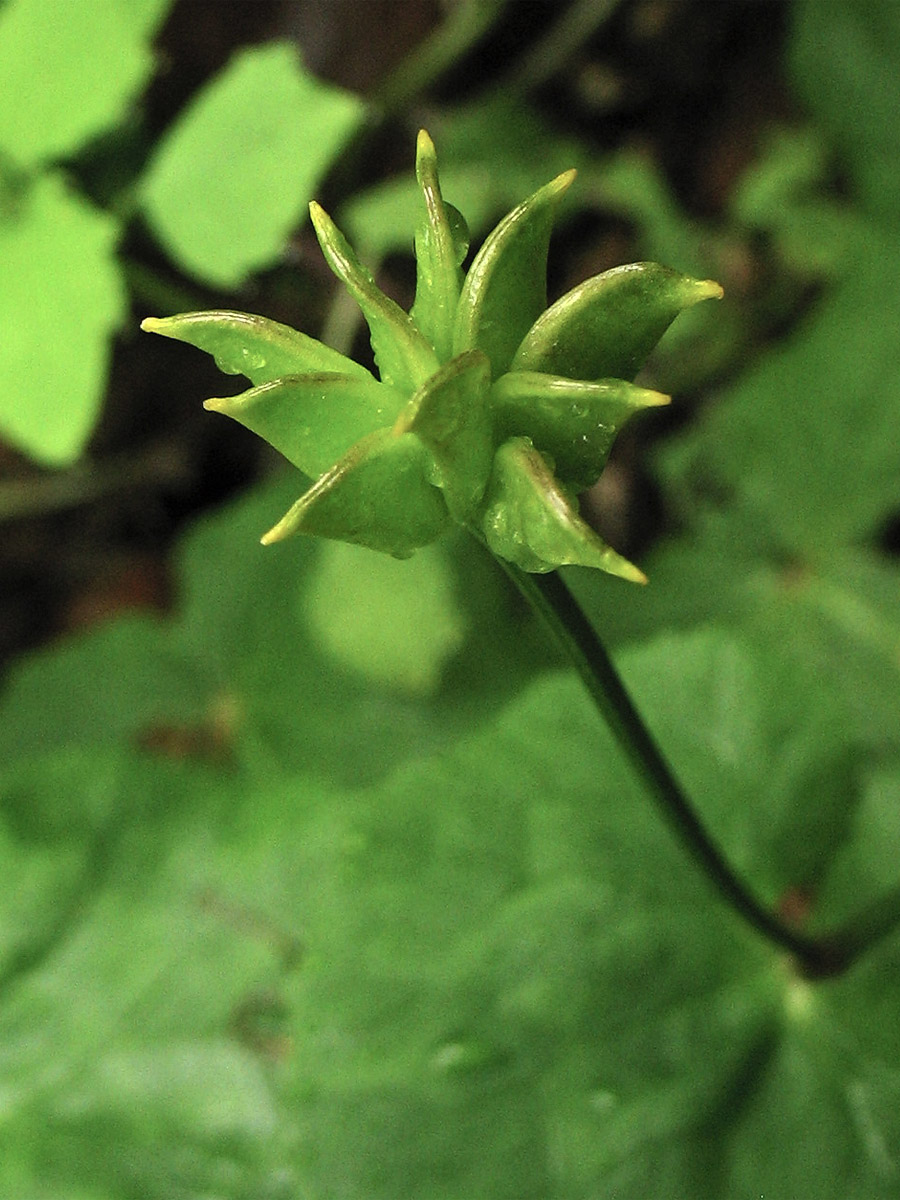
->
<box><xmin>145</xmin><ymin>133</ymin><xmax>871</xmax><ymax>976</ymax></box>
<box><xmin>142</xmin><ymin>131</ymin><xmax>721</xmax><ymax>582</ymax></box>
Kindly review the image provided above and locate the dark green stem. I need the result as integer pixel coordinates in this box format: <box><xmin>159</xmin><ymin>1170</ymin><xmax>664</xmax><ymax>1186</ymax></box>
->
<box><xmin>499</xmin><ymin>561</ymin><xmax>839</xmax><ymax>973</ymax></box>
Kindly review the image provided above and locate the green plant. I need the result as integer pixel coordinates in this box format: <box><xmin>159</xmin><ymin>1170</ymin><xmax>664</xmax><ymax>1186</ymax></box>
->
<box><xmin>3</xmin><ymin>4</ymin><xmax>900</xmax><ymax>1196</ymax></box>
<box><xmin>143</xmin><ymin>131</ymin><xmax>720</xmax><ymax>580</ymax></box>
<box><xmin>0</xmin><ymin>0</ymin><xmax>362</xmax><ymax>467</ymax></box>
<box><xmin>142</xmin><ymin>129</ymin><xmax>900</xmax><ymax>983</ymax></box>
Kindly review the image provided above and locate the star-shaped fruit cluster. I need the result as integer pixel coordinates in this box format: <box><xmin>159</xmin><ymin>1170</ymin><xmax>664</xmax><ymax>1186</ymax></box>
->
<box><xmin>143</xmin><ymin>132</ymin><xmax>721</xmax><ymax>581</ymax></box>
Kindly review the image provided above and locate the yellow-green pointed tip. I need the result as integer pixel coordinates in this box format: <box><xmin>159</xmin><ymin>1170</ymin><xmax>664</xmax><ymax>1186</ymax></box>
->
<box><xmin>551</xmin><ymin>168</ymin><xmax>578</xmax><ymax>197</ymax></box>
<box><xmin>309</xmin><ymin>200</ymin><xmax>344</xmax><ymax>252</ymax></box>
<box><xmin>416</xmin><ymin>129</ymin><xmax>441</xmax><ymax>194</ymax></box>
<box><xmin>613</xmin><ymin>558</ymin><xmax>648</xmax><ymax>585</ymax></box>
<box><xmin>260</xmin><ymin>523</ymin><xmax>283</xmax><ymax>546</ymax></box>
<box><xmin>309</xmin><ymin>199</ymin><xmax>327</xmax><ymax>230</ymax></box>
<box><xmin>416</xmin><ymin>128</ymin><xmax>437</xmax><ymax>163</ymax></box>
<box><xmin>697</xmin><ymin>279</ymin><xmax>725</xmax><ymax>302</ymax></box>
<box><xmin>590</xmin><ymin>541</ymin><xmax>648</xmax><ymax>585</ymax></box>
<box><xmin>637</xmin><ymin>387</ymin><xmax>671</xmax><ymax>409</ymax></box>
<box><xmin>140</xmin><ymin>316</ymin><xmax>164</xmax><ymax>333</ymax></box>
<box><xmin>308</xmin><ymin>200</ymin><xmax>339</xmax><ymax>256</ymax></box>
<box><xmin>603</xmin><ymin>383</ymin><xmax>671</xmax><ymax>419</ymax></box>
<box><xmin>202</xmin><ymin>397</ymin><xmax>228</xmax><ymax>413</ymax></box>
<box><xmin>260</xmin><ymin>495</ymin><xmax>306</xmax><ymax>545</ymax></box>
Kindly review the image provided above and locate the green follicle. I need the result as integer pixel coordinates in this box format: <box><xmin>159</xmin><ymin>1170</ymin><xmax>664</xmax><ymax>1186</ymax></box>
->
<box><xmin>309</xmin><ymin>200</ymin><xmax>439</xmax><ymax>392</ymax></box>
<box><xmin>204</xmin><ymin>372</ymin><xmax>407</xmax><ymax>477</ymax></box>
<box><xmin>490</xmin><ymin>373</ymin><xmax>670</xmax><ymax>491</ymax></box>
<box><xmin>412</xmin><ymin>129</ymin><xmax>464</xmax><ymax>362</ymax></box>
<box><xmin>453</xmin><ymin>167</ymin><xmax>577</xmax><ymax>376</ymax></box>
<box><xmin>140</xmin><ymin>310</ymin><xmax>369</xmax><ymax>381</ymax></box>
<box><xmin>260</xmin><ymin>428</ymin><xmax>447</xmax><ymax>555</ymax></box>
<box><xmin>481</xmin><ymin>438</ymin><xmax>648</xmax><ymax>583</ymax></box>
<box><xmin>142</xmin><ymin>130</ymin><xmax>722</xmax><ymax>580</ymax></box>
<box><xmin>512</xmin><ymin>264</ymin><xmax>724</xmax><ymax>382</ymax></box>
<box><xmin>398</xmin><ymin>349</ymin><xmax>493</xmax><ymax>522</ymax></box>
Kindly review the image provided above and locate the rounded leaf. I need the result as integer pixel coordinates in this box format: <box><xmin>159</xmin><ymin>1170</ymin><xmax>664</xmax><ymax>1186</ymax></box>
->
<box><xmin>0</xmin><ymin>174</ymin><xmax>125</xmax><ymax>466</ymax></box>
<box><xmin>140</xmin><ymin>43</ymin><xmax>364</xmax><ymax>287</ymax></box>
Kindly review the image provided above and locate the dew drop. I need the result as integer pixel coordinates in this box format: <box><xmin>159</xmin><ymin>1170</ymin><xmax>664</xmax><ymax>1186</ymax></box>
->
<box><xmin>214</xmin><ymin>354</ymin><xmax>242</xmax><ymax>376</ymax></box>
<box><xmin>241</xmin><ymin>347</ymin><xmax>267</xmax><ymax>372</ymax></box>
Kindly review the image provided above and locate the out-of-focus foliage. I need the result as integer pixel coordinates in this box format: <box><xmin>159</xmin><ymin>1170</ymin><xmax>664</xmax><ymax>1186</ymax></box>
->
<box><xmin>0</xmin><ymin>2</ymin><xmax>362</xmax><ymax>464</ymax></box>
<box><xmin>0</xmin><ymin>0</ymin><xmax>169</xmax><ymax>464</ymax></box>
<box><xmin>0</xmin><ymin>475</ymin><xmax>898</xmax><ymax>1195</ymax></box>
<box><xmin>0</xmin><ymin>0</ymin><xmax>170</xmax><ymax>167</ymax></box>
<box><xmin>1</xmin><ymin>0</ymin><xmax>899</xmax><ymax>1196</ymax></box>
<box><xmin>140</xmin><ymin>43</ymin><xmax>364</xmax><ymax>288</ymax></box>
<box><xmin>790</xmin><ymin>0</ymin><xmax>900</xmax><ymax>223</ymax></box>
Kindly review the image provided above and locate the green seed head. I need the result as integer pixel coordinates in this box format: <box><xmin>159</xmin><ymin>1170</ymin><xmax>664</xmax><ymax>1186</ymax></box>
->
<box><xmin>141</xmin><ymin>131</ymin><xmax>722</xmax><ymax>581</ymax></box>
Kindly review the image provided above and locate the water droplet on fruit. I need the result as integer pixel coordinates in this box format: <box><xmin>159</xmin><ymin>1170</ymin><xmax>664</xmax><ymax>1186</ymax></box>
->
<box><xmin>241</xmin><ymin>347</ymin><xmax>267</xmax><ymax>371</ymax></box>
<box><xmin>214</xmin><ymin>354</ymin><xmax>242</xmax><ymax>376</ymax></box>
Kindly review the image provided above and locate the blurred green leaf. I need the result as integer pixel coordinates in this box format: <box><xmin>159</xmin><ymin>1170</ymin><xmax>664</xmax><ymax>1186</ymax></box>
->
<box><xmin>0</xmin><ymin>0</ymin><xmax>172</xmax><ymax>169</ymax></box>
<box><xmin>302</xmin><ymin>539</ymin><xmax>467</xmax><ymax>695</ymax></box>
<box><xmin>0</xmin><ymin>173</ymin><xmax>124</xmax><ymax>464</ymax></box>
<box><xmin>587</xmin><ymin>149</ymin><xmax>709</xmax><ymax>276</ymax></box>
<box><xmin>730</xmin><ymin>126</ymin><xmax>860</xmax><ymax>278</ymax></box>
<box><xmin>140</xmin><ymin>43</ymin><xmax>365</xmax><ymax>287</ymax></box>
<box><xmin>1</xmin><ymin>608</ymin><xmax>898</xmax><ymax>1195</ymax></box>
<box><xmin>790</xmin><ymin>0</ymin><xmax>900</xmax><ymax>223</ymax></box>
<box><xmin>0</xmin><ymin>475</ymin><xmax>539</xmax><ymax>786</ymax></box>
<box><xmin>658</xmin><ymin>223</ymin><xmax>900</xmax><ymax>552</ymax></box>
<box><xmin>569</xmin><ymin>523</ymin><xmax>900</xmax><ymax>760</ymax></box>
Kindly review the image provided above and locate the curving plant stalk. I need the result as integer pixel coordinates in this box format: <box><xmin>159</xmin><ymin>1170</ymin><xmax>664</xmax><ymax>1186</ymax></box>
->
<box><xmin>143</xmin><ymin>130</ymin><xmax>892</xmax><ymax>977</ymax></box>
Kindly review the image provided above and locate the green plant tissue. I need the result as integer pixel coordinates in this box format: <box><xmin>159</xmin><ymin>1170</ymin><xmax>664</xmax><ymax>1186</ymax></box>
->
<box><xmin>0</xmin><ymin>0</ymin><xmax>172</xmax><ymax>169</ymax></box>
<box><xmin>0</xmin><ymin>173</ymin><xmax>125</xmax><ymax>465</ymax></box>
<box><xmin>140</xmin><ymin>42</ymin><xmax>366</xmax><ymax>287</ymax></box>
<box><xmin>301</xmin><ymin>540</ymin><xmax>468</xmax><ymax>695</ymax></box>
